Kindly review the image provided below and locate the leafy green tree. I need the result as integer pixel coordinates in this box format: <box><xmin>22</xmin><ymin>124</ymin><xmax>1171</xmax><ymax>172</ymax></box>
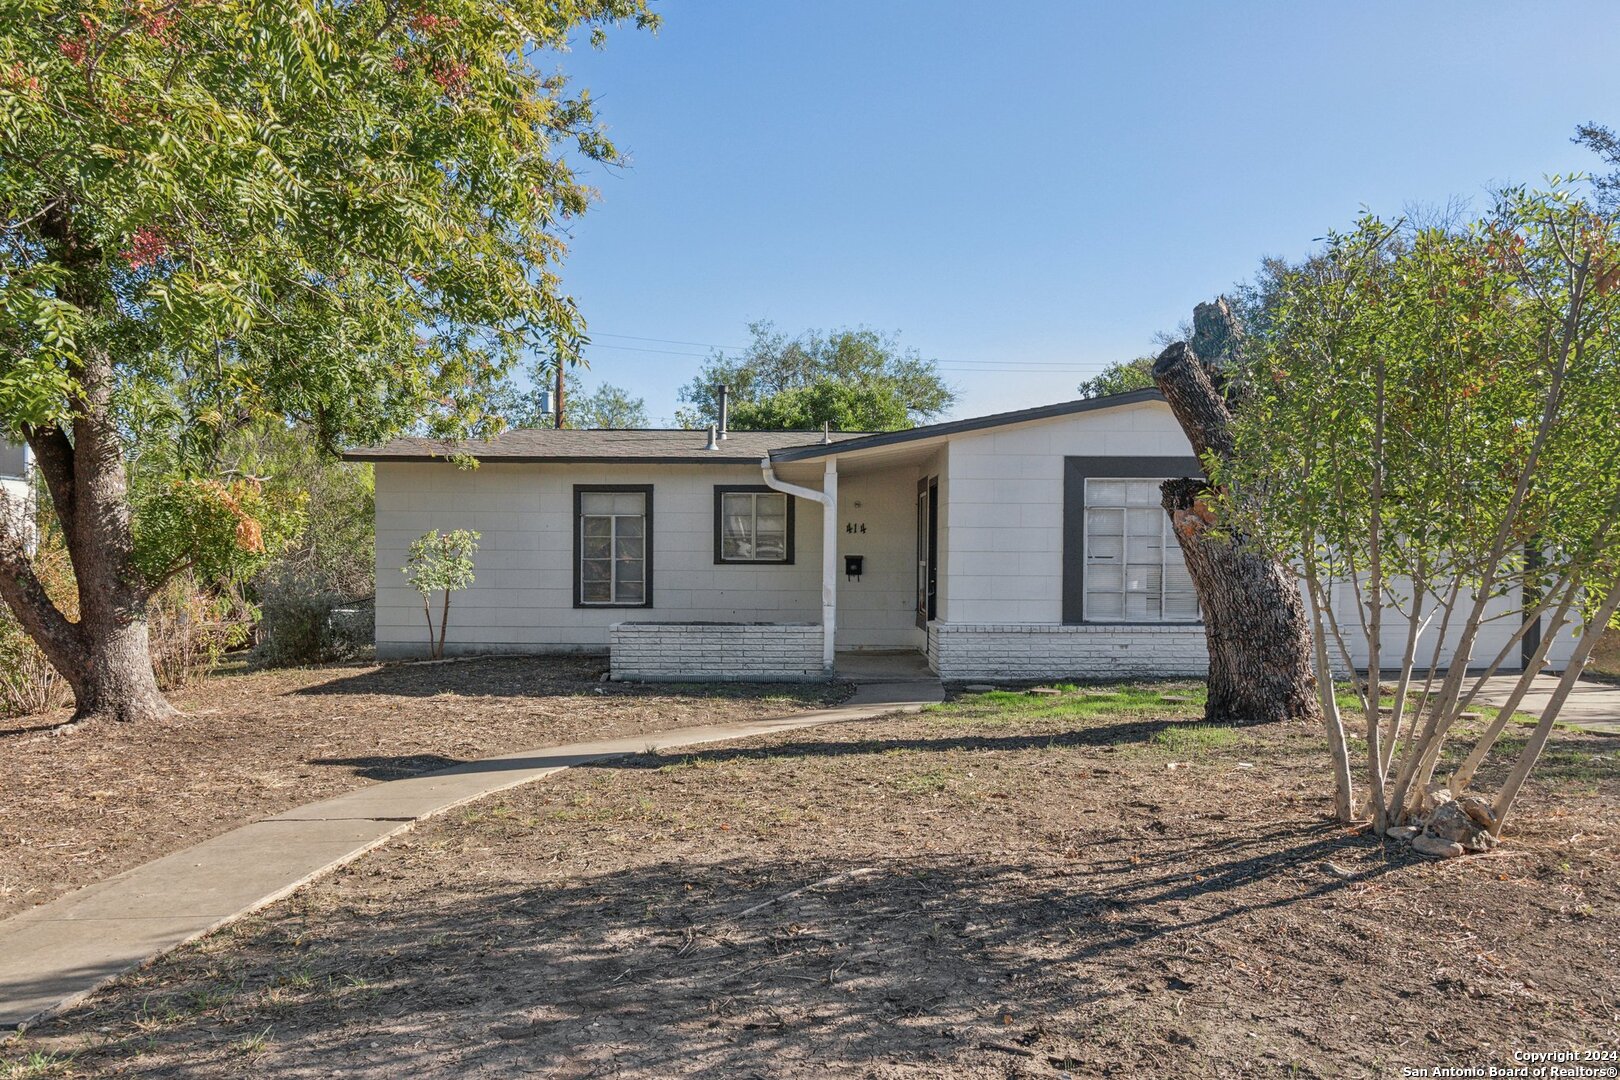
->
<box><xmin>226</xmin><ymin>422</ymin><xmax>377</xmax><ymax>599</ymax></box>
<box><xmin>502</xmin><ymin>365</ymin><xmax>649</xmax><ymax>429</ymax></box>
<box><xmin>1076</xmin><ymin>357</ymin><xmax>1155</xmax><ymax>398</ymax></box>
<box><xmin>570</xmin><ymin>381</ymin><xmax>650</xmax><ymax>429</ymax></box>
<box><xmin>0</xmin><ymin>0</ymin><xmax>653</xmax><ymax>722</ymax></box>
<box><xmin>403</xmin><ymin>529</ymin><xmax>478</xmax><ymax>659</ymax></box>
<box><xmin>729</xmin><ymin>381</ymin><xmax>910</xmax><ymax>431</ymax></box>
<box><xmin>677</xmin><ymin>322</ymin><xmax>954</xmax><ymax>431</ymax></box>
<box><xmin>1218</xmin><ymin>186</ymin><xmax>1620</xmax><ymax>841</ymax></box>
<box><xmin>1576</xmin><ymin>121</ymin><xmax>1620</xmax><ymax>209</ymax></box>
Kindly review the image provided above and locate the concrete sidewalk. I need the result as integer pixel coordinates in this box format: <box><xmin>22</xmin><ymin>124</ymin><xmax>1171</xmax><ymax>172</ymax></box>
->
<box><xmin>0</xmin><ymin>679</ymin><xmax>943</xmax><ymax>1030</ymax></box>
<box><xmin>1471</xmin><ymin>674</ymin><xmax>1620</xmax><ymax>735</ymax></box>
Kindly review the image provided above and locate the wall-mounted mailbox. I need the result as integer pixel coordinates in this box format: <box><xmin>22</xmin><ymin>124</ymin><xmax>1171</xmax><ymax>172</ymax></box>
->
<box><xmin>844</xmin><ymin>554</ymin><xmax>864</xmax><ymax>581</ymax></box>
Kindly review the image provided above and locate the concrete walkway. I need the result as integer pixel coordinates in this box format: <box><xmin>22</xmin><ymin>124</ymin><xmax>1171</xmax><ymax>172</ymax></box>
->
<box><xmin>0</xmin><ymin>679</ymin><xmax>943</xmax><ymax>1030</ymax></box>
<box><xmin>1471</xmin><ymin>674</ymin><xmax>1620</xmax><ymax>734</ymax></box>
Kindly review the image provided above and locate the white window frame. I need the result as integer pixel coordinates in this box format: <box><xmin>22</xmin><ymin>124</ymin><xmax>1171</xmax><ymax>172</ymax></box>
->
<box><xmin>1082</xmin><ymin>477</ymin><xmax>1200</xmax><ymax>624</ymax></box>
<box><xmin>576</xmin><ymin>487</ymin><xmax>651</xmax><ymax>608</ymax></box>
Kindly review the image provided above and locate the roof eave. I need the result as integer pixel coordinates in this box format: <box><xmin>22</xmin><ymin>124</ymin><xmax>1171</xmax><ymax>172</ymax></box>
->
<box><xmin>767</xmin><ymin>388</ymin><xmax>1165</xmax><ymax>462</ymax></box>
<box><xmin>342</xmin><ymin>452</ymin><xmax>804</xmax><ymax>465</ymax></box>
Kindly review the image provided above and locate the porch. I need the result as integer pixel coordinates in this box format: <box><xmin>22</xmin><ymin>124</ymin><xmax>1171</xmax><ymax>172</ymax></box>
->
<box><xmin>609</xmin><ymin>443</ymin><xmax>944</xmax><ymax>682</ymax></box>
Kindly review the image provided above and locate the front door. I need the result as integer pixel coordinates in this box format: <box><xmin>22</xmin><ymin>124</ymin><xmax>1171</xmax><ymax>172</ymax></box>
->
<box><xmin>916</xmin><ymin>476</ymin><xmax>938</xmax><ymax>628</ymax></box>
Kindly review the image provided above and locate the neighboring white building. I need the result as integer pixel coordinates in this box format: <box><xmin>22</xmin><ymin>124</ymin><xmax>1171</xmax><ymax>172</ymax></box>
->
<box><xmin>348</xmin><ymin>390</ymin><xmax>1576</xmax><ymax>681</ymax></box>
<box><xmin>0</xmin><ymin>441</ymin><xmax>33</xmax><ymax>552</ymax></box>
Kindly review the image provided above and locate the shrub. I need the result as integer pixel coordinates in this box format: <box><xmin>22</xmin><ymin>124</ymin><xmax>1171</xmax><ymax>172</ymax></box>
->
<box><xmin>147</xmin><ymin>575</ymin><xmax>255</xmax><ymax>690</ymax></box>
<box><xmin>0</xmin><ymin>613</ymin><xmax>71</xmax><ymax>718</ymax></box>
<box><xmin>0</xmin><ymin>545</ymin><xmax>251</xmax><ymax>718</ymax></box>
<box><xmin>254</xmin><ymin>566</ymin><xmax>372</xmax><ymax>667</ymax></box>
<box><xmin>403</xmin><ymin>530</ymin><xmax>479</xmax><ymax>659</ymax></box>
<box><xmin>0</xmin><ymin>543</ymin><xmax>76</xmax><ymax>719</ymax></box>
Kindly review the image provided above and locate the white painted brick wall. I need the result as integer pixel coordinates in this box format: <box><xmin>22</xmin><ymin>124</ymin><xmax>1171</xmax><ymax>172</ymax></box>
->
<box><xmin>610</xmin><ymin>622</ymin><xmax>827</xmax><ymax>682</ymax></box>
<box><xmin>927</xmin><ymin>622</ymin><xmax>1209</xmax><ymax>681</ymax></box>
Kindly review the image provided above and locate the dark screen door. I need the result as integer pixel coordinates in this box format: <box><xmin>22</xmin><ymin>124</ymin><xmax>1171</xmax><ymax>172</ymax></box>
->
<box><xmin>916</xmin><ymin>477</ymin><xmax>938</xmax><ymax>627</ymax></box>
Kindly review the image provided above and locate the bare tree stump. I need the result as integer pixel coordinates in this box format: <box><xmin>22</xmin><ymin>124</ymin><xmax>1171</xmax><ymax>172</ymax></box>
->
<box><xmin>1153</xmin><ymin>304</ymin><xmax>1321</xmax><ymax>727</ymax></box>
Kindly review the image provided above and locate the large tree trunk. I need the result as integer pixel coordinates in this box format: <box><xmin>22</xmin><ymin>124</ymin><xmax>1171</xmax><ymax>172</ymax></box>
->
<box><xmin>1153</xmin><ymin>303</ymin><xmax>1320</xmax><ymax>727</ymax></box>
<box><xmin>1160</xmin><ymin>477</ymin><xmax>1320</xmax><ymax>725</ymax></box>
<box><xmin>0</xmin><ymin>482</ymin><xmax>173</xmax><ymax>725</ymax></box>
<box><xmin>0</xmin><ymin>347</ymin><xmax>176</xmax><ymax>725</ymax></box>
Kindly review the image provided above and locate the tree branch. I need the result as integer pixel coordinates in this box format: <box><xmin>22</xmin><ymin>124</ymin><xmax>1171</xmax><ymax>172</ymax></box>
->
<box><xmin>0</xmin><ymin>500</ymin><xmax>83</xmax><ymax>677</ymax></box>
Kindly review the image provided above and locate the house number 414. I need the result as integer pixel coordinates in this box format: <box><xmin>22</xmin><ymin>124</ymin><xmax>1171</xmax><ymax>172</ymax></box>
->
<box><xmin>845</xmin><ymin>522</ymin><xmax>866</xmax><ymax>534</ymax></box>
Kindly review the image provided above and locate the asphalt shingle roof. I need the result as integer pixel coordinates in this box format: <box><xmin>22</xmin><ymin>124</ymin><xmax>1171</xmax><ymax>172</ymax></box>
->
<box><xmin>344</xmin><ymin>390</ymin><xmax>1169</xmax><ymax>465</ymax></box>
<box><xmin>343</xmin><ymin>428</ymin><xmax>869</xmax><ymax>464</ymax></box>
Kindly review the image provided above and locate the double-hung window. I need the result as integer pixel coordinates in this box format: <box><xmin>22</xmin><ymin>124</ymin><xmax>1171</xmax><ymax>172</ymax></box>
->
<box><xmin>714</xmin><ymin>486</ymin><xmax>794</xmax><ymax>564</ymax></box>
<box><xmin>1083</xmin><ymin>478</ymin><xmax>1198</xmax><ymax>622</ymax></box>
<box><xmin>575</xmin><ymin>486</ymin><xmax>652</xmax><ymax>607</ymax></box>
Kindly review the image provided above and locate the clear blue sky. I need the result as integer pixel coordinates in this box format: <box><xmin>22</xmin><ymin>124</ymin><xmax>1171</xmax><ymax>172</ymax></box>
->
<box><xmin>548</xmin><ymin>0</ymin><xmax>1616</xmax><ymax>425</ymax></box>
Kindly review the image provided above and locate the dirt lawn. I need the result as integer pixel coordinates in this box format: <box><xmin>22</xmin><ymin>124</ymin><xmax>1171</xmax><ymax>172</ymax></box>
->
<box><xmin>0</xmin><ymin>656</ymin><xmax>849</xmax><ymax>920</ymax></box>
<box><xmin>4</xmin><ymin>684</ymin><xmax>1616</xmax><ymax>1078</ymax></box>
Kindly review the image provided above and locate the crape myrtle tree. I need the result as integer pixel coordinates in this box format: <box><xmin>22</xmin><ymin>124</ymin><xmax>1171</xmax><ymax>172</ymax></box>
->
<box><xmin>1216</xmin><ymin>185</ymin><xmax>1620</xmax><ymax>843</ymax></box>
<box><xmin>404</xmin><ymin>528</ymin><xmax>477</xmax><ymax>660</ymax></box>
<box><xmin>0</xmin><ymin>0</ymin><xmax>655</xmax><ymax>723</ymax></box>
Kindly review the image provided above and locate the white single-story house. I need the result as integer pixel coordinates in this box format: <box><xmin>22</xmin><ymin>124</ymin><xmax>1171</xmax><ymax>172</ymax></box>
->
<box><xmin>348</xmin><ymin>389</ymin><xmax>1577</xmax><ymax>682</ymax></box>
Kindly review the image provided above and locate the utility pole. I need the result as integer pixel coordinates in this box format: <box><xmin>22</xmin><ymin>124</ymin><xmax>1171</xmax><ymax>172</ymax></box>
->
<box><xmin>553</xmin><ymin>358</ymin><xmax>566</xmax><ymax>430</ymax></box>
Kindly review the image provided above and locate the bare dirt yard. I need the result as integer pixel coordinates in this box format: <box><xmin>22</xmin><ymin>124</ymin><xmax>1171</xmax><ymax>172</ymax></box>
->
<box><xmin>0</xmin><ymin>656</ymin><xmax>849</xmax><ymax>920</ymax></box>
<box><xmin>4</xmin><ymin>684</ymin><xmax>1616</xmax><ymax>1078</ymax></box>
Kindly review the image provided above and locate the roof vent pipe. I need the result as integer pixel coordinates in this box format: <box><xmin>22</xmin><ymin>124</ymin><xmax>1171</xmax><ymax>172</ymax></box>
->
<box><xmin>705</xmin><ymin>424</ymin><xmax>719</xmax><ymax>451</ymax></box>
<box><xmin>822</xmin><ymin>420</ymin><xmax>831</xmax><ymax>445</ymax></box>
<box><xmin>717</xmin><ymin>384</ymin><xmax>729</xmax><ymax>440</ymax></box>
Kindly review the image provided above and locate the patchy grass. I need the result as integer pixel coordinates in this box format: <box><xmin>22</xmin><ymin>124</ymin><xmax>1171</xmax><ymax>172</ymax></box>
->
<box><xmin>929</xmin><ymin>682</ymin><xmax>1208</xmax><ymax>727</ymax></box>
<box><xmin>0</xmin><ymin>656</ymin><xmax>850</xmax><ymax>918</ymax></box>
<box><xmin>8</xmin><ymin>680</ymin><xmax>1615</xmax><ymax>1078</ymax></box>
<box><xmin>1149</xmin><ymin>722</ymin><xmax>1241</xmax><ymax>754</ymax></box>
<box><xmin>0</xmin><ymin>1051</ymin><xmax>74</xmax><ymax>1079</ymax></box>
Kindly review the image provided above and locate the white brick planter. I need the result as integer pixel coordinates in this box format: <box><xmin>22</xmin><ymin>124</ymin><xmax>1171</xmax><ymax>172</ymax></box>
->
<box><xmin>610</xmin><ymin>622</ymin><xmax>828</xmax><ymax>682</ymax></box>
<box><xmin>927</xmin><ymin>623</ymin><xmax>1208</xmax><ymax>681</ymax></box>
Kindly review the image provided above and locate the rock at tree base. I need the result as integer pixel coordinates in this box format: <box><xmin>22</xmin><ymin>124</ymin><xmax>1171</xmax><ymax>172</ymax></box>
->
<box><xmin>1386</xmin><ymin>825</ymin><xmax>1420</xmax><ymax>841</ymax></box>
<box><xmin>1456</xmin><ymin>794</ymin><xmax>1499</xmax><ymax>832</ymax></box>
<box><xmin>1420</xmin><ymin>782</ymin><xmax>1455</xmax><ymax>816</ymax></box>
<box><xmin>963</xmin><ymin>685</ymin><xmax>998</xmax><ymax>694</ymax></box>
<box><xmin>1411</xmin><ymin>833</ymin><xmax>1465</xmax><ymax>858</ymax></box>
<box><xmin>1422</xmin><ymin>802</ymin><xmax>1497</xmax><ymax>854</ymax></box>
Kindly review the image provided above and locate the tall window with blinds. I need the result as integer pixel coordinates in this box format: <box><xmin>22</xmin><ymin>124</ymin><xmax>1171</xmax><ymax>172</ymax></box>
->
<box><xmin>1083</xmin><ymin>478</ymin><xmax>1199</xmax><ymax>622</ymax></box>
<box><xmin>714</xmin><ymin>486</ymin><xmax>794</xmax><ymax>564</ymax></box>
<box><xmin>575</xmin><ymin>487</ymin><xmax>652</xmax><ymax>607</ymax></box>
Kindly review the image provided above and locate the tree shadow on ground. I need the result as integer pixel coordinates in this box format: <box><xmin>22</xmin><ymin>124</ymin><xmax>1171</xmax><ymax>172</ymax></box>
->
<box><xmin>307</xmin><ymin>753</ymin><xmax>467</xmax><ymax>781</ymax></box>
<box><xmin>30</xmin><ymin>821</ymin><xmax>1417</xmax><ymax>1078</ymax></box>
<box><xmin>0</xmin><ymin>716</ymin><xmax>79</xmax><ymax>739</ymax></box>
<box><xmin>291</xmin><ymin>654</ymin><xmax>845</xmax><ymax>708</ymax></box>
<box><xmin>302</xmin><ymin>720</ymin><xmax>1198</xmax><ymax>782</ymax></box>
<box><xmin>599</xmin><ymin>718</ymin><xmax>1200</xmax><ymax>769</ymax></box>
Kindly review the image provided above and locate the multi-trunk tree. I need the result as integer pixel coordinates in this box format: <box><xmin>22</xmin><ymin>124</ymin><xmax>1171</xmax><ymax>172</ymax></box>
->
<box><xmin>1217</xmin><ymin>186</ymin><xmax>1620</xmax><ymax>840</ymax></box>
<box><xmin>0</xmin><ymin>0</ymin><xmax>654</xmax><ymax>722</ymax></box>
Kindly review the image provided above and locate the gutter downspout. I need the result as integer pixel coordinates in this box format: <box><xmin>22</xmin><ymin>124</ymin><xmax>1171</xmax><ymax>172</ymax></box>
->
<box><xmin>761</xmin><ymin>455</ymin><xmax>837</xmax><ymax>676</ymax></box>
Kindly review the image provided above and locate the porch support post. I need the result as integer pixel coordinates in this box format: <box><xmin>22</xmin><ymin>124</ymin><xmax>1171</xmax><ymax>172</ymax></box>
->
<box><xmin>820</xmin><ymin>458</ymin><xmax>837</xmax><ymax>672</ymax></box>
<box><xmin>760</xmin><ymin>455</ymin><xmax>838</xmax><ymax>675</ymax></box>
